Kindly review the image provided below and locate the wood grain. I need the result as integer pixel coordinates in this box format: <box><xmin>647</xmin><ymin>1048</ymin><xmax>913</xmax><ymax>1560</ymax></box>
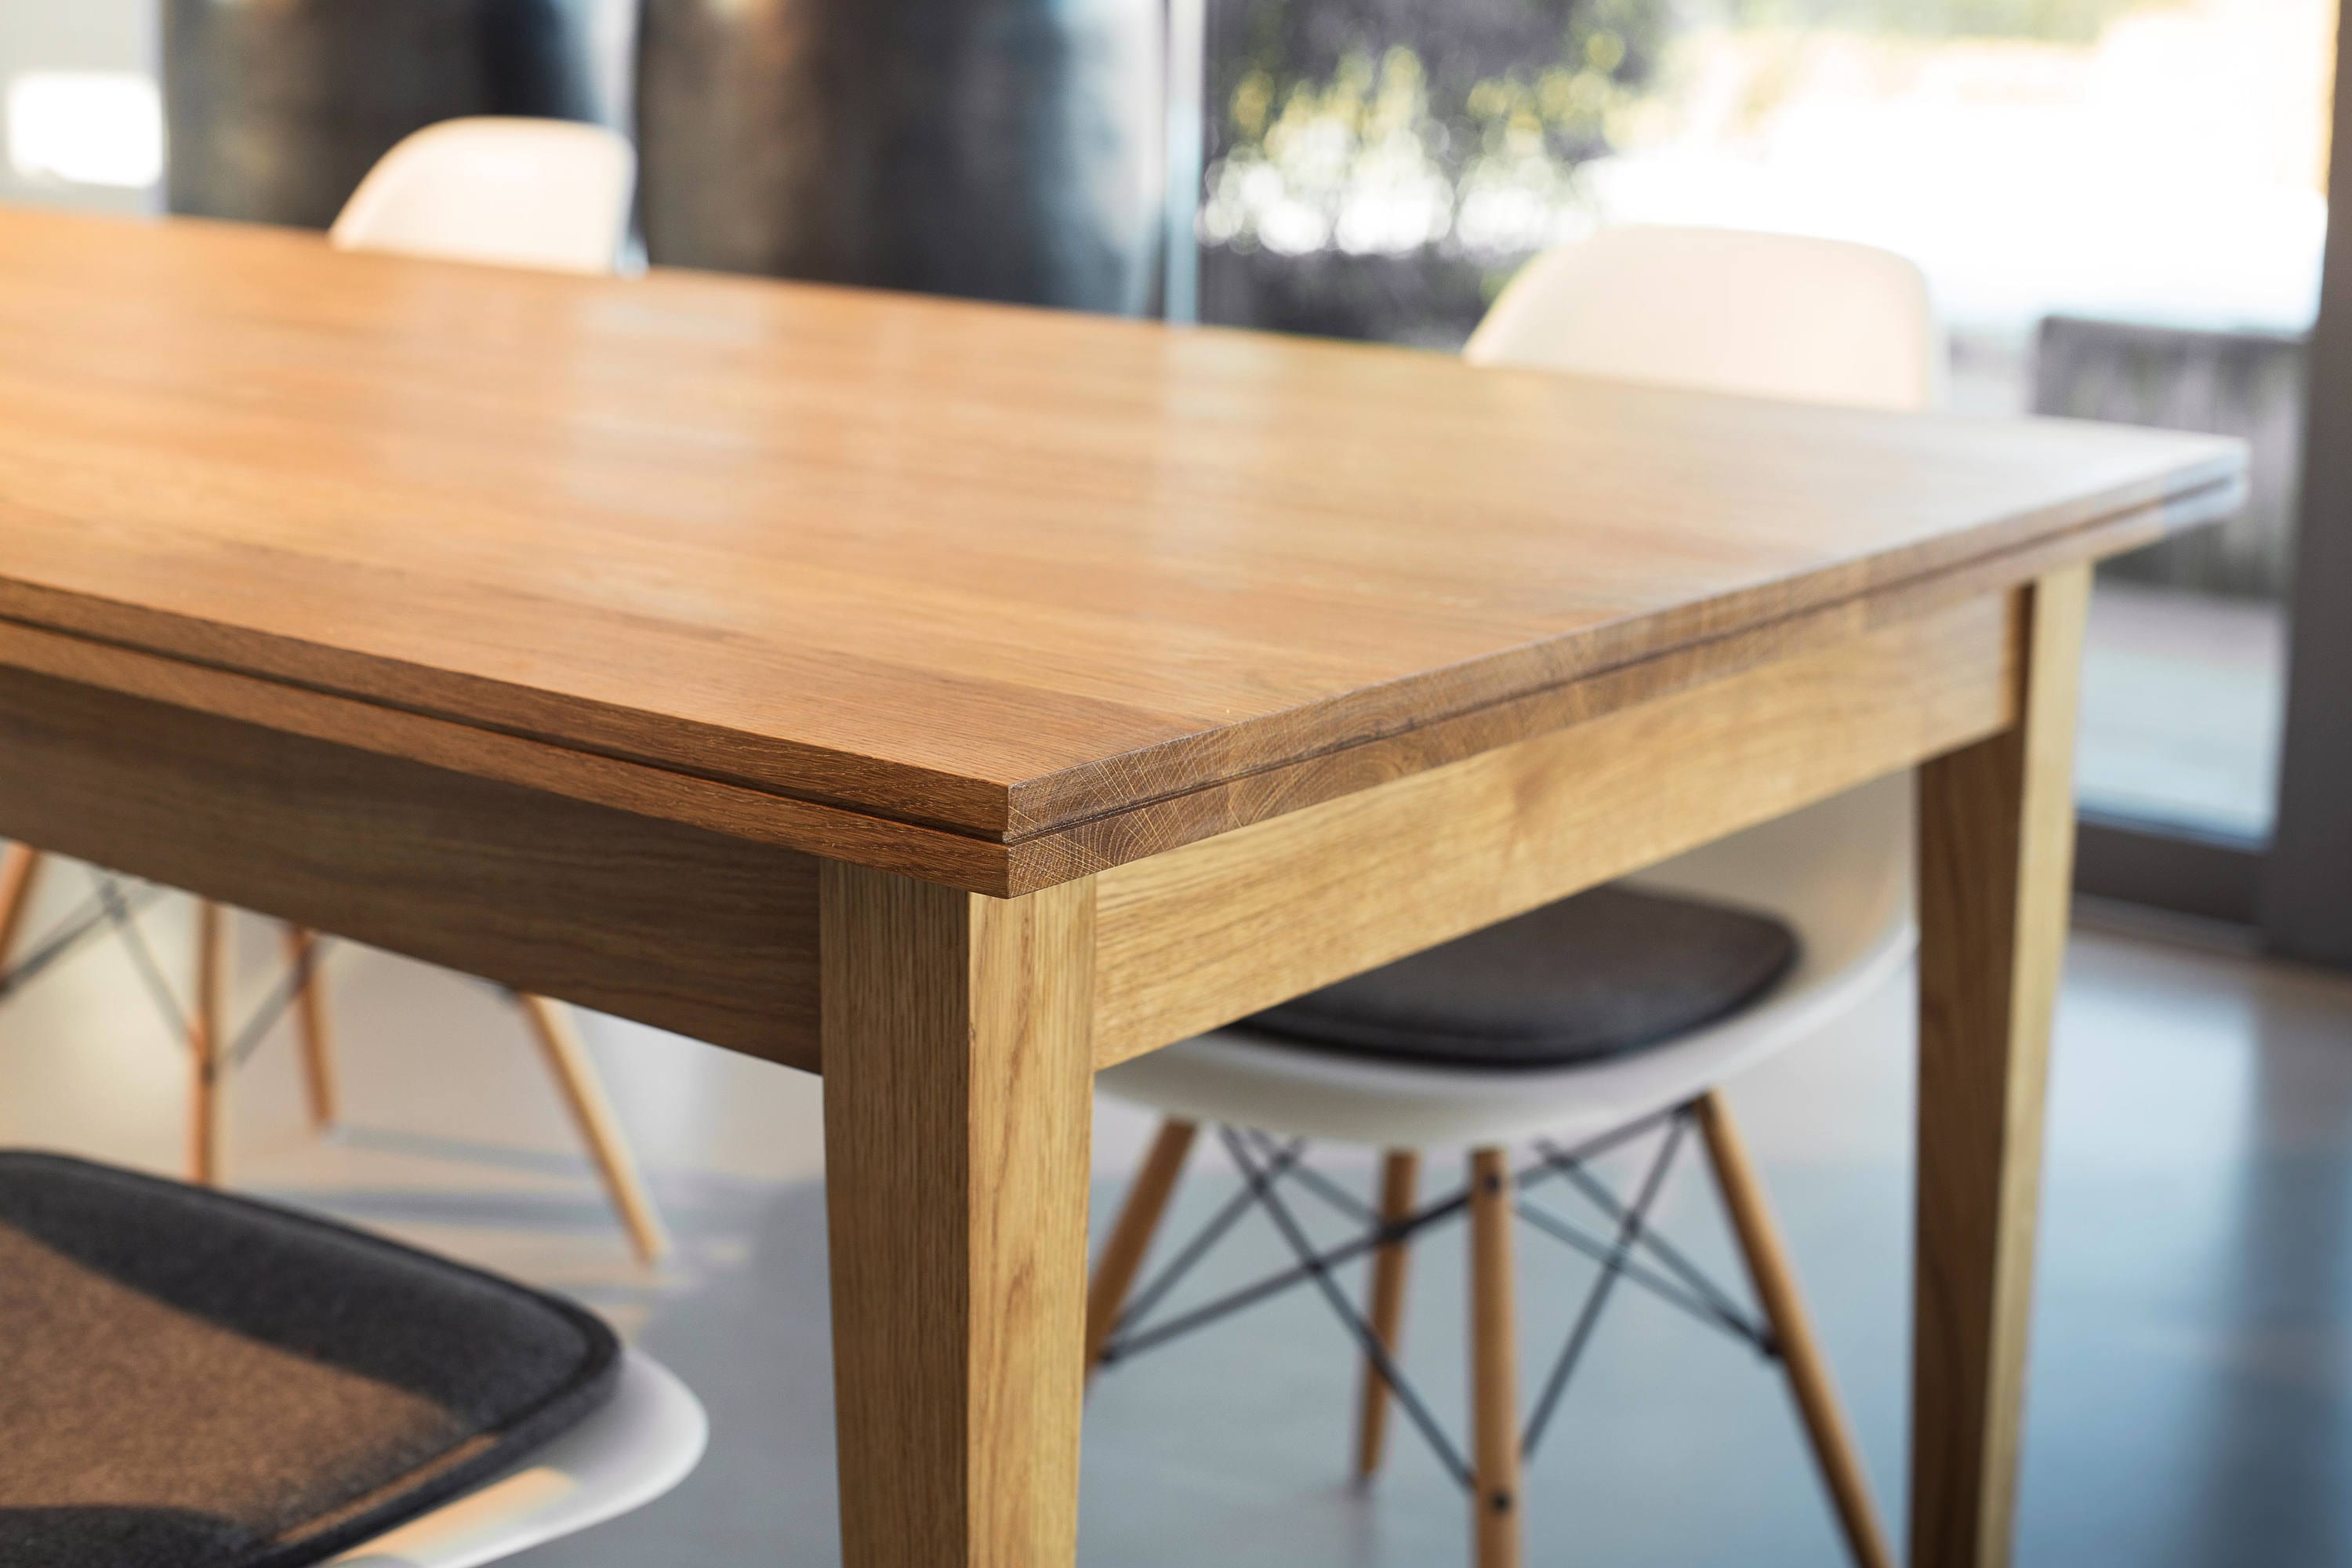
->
<box><xmin>0</xmin><ymin>661</ymin><xmax>822</xmax><ymax>1069</ymax></box>
<box><xmin>1912</xmin><ymin>567</ymin><xmax>2090</xmax><ymax>1568</ymax></box>
<box><xmin>1091</xmin><ymin>592</ymin><xmax>2017</xmax><ymax>1065</ymax></box>
<box><xmin>0</xmin><ymin>209</ymin><xmax>2240</xmax><ymax>865</ymax></box>
<box><xmin>821</xmin><ymin>863</ymin><xmax>1096</xmax><ymax>1568</ymax></box>
<box><xmin>1468</xmin><ymin>1148</ymin><xmax>1523</xmax><ymax>1568</ymax></box>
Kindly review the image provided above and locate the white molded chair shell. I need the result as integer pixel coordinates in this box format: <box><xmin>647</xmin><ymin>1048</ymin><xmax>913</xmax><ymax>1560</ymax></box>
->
<box><xmin>330</xmin><ymin>118</ymin><xmax>634</xmax><ymax>275</ymax></box>
<box><xmin>1102</xmin><ymin>225</ymin><xmax>1939</xmax><ymax>1150</ymax></box>
<box><xmin>1464</xmin><ymin>225</ymin><xmax>1940</xmax><ymax>411</ymax></box>
<box><xmin>331</xmin><ymin>1348</ymin><xmax>706</xmax><ymax>1567</ymax></box>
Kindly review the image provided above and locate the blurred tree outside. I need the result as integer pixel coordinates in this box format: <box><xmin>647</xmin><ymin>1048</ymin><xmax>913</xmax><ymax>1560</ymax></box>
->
<box><xmin>1197</xmin><ymin>0</ymin><xmax>1671</xmax><ymax>344</ymax></box>
<box><xmin>1195</xmin><ymin>0</ymin><xmax>2219</xmax><ymax>347</ymax></box>
<box><xmin>1707</xmin><ymin>0</ymin><xmax>2165</xmax><ymax>38</ymax></box>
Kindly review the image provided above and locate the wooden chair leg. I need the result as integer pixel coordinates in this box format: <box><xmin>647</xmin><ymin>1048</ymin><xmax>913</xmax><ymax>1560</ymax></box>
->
<box><xmin>1468</xmin><ymin>1146</ymin><xmax>1523</xmax><ymax>1568</ymax></box>
<box><xmin>281</xmin><ymin>925</ymin><xmax>338</xmax><ymax>1131</ymax></box>
<box><xmin>1355</xmin><ymin>1148</ymin><xmax>1420</xmax><ymax>1479</ymax></box>
<box><xmin>0</xmin><ymin>844</ymin><xmax>44</xmax><ymax>994</ymax></box>
<box><xmin>1085</xmin><ymin>1116</ymin><xmax>1198</xmax><ymax>1377</ymax></box>
<box><xmin>1695</xmin><ymin>1091</ymin><xmax>1895</xmax><ymax>1568</ymax></box>
<box><xmin>188</xmin><ymin>900</ymin><xmax>227</xmax><ymax>1186</ymax></box>
<box><xmin>513</xmin><ymin>992</ymin><xmax>670</xmax><ymax>1265</ymax></box>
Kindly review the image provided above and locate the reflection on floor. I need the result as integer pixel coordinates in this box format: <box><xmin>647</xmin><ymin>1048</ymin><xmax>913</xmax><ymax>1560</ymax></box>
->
<box><xmin>1</xmin><ymin>874</ymin><xmax>2347</xmax><ymax>1566</ymax></box>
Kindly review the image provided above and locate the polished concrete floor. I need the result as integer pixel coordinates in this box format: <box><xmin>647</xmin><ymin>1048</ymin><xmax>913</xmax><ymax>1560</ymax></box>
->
<box><xmin>2</xmin><ymin>872</ymin><xmax>2348</xmax><ymax>1566</ymax></box>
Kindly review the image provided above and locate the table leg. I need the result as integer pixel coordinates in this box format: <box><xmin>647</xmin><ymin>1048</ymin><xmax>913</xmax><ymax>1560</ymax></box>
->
<box><xmin>1912</xmin><ymin>566</ymin><xmax>2090</xmax><ymax>1568</ymax></box>
<box><xmin>821</xmin><ymin>862</ymin><xmax>1097</xmax><ymax>1568</ymax></box>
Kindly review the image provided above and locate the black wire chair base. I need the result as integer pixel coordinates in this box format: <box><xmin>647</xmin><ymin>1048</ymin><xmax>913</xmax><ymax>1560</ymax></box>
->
<box><xmin>0</xmin><ymin>863</ymin><xmax>332</xmax><ymax>1075</ymax></box>
<box><xmin>1091</xmin><ymin>1102</ymin><xmax>1776</xmax><ymax>1491</ymax></box>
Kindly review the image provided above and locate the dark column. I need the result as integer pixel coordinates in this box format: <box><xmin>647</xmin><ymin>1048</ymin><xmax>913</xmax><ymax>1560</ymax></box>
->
<box><xmin>2263</xmin><ymin>0</ymin><xmax>2352</xmax><ymax>970</ymax></box>
<box><xmin>637</xmin><ymin>0</ymin><xmax>1166</xmax><ymax>315</ymax></box>
<box><xmin>162</xmin><ymin>0</ymin><xmax>634</xmax><ymax>230</ymax></box>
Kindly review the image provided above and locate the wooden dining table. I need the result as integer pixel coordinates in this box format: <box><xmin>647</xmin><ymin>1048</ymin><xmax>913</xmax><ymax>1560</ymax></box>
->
<box><xmin>0</xmin><ymin>206</ymin><xmax>2241</xmax><ymax>1566</ymax></box>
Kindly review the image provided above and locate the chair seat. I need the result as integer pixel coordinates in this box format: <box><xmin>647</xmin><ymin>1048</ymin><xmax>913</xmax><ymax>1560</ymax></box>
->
<box><xmin>0</xmin><ymin>1152</ymin><xmax>620</xmax><ymax>1568</ymax></box>
<box><xmin>1240</xmin><ymin>884</ymin><xmax>1798</xmax><ymax>1071</ymax></box>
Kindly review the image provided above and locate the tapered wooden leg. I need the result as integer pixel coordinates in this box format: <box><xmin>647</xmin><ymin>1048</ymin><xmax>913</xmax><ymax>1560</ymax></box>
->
<box><xmin>0</xmin><ymin>844</ymin><xmax>42</xmax><ymax>993</ymax></box>
<box><xmin>514</xmin><ymin>992</ymin><xmax>670</xmax><ymax>1265</ymax></box>
<box><xmin>188</xmin><ymin>899</ymin><xmax>227</xmax><ymax>1185</ymax></box>
<box><xmin>281</xmin><ymin>925</ymin><xmax>338</xmax><ymax>1131</ymax></box>
<box><xmin>822</xmin><ymin>862</ymin><xmax>1096</xmax><ymax>1568</ymax></box>
<box><xmin>1695</xmin><ymin>1091</ymin><xmax>1893</xmax><ymax>1568</ymax></box>
<box><xmin>1086</xmin><ymin>1116</ymin><xmax>1198</xmax><ymax>1377</ymax></box>
<box><xmin>1912</xmin><ymin>567</ymin><xmax>2090</xmax><ymax>1568</ymax></box>
<box><xmin>1355</xmin><ymin>1148</ymin><xmax>1421</xmax><ymax>1479</ymax></box>
<box><xmin>1468</xmin><ymin>1146</ymin><xmax>1522</xmax><ymax>1568</ymax></box>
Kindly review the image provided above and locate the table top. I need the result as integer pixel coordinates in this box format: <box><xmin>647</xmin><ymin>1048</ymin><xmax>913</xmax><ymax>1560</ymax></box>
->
<box><xmin>0</xmin><ymin>208</ymin><xmax>2241</xmax><ymax>877</ymax></box>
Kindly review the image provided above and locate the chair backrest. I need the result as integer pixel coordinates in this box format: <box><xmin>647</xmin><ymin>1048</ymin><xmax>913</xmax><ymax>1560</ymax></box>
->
<box><xmin>1463</xmin><ymin>225</ymin><xmax>1940</xmax><ymax>411</ymax></box>
<box><xmin>1467</xmin><ymin>226</ymin><xmax>1937</xmax><ymax>938</ymax></box>
<box><xmin>330</xmin><ymin>118</ymin><xmax>634</xmax><ymax>275</ymax></box>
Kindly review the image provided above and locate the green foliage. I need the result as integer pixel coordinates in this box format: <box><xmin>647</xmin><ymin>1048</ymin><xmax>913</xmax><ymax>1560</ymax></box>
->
<box><xmin>1211</xmin><ymin>0</ymin><xmax>1673</xmax><ymax>161</ymax></box>
<box><xmin>1201</xmin><ymin>0</ymin><xmax>1674</xmax><ymax>260</ymax></box>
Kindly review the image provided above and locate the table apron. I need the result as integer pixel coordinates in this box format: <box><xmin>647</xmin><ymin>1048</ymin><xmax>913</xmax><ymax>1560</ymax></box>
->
<box><xmin>0</xmin><ymin>586</ymin><xmax>2017</xmax><ymax>1083</ymax></box>
<box><xmin>0</xmin><ymin>658</ymin><xmax>822</xmax><ymax>1069</ymax></box>
<box><xmin>1088</xmin><ymin>587</ymin><xmax>2022</xmax><ymax>1066</ymax></box>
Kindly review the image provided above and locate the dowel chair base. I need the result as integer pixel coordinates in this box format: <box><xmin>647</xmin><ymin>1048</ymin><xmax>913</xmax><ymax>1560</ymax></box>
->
<box><xmin>0</xmin><ymin>848</ymin><xmax>668</xmax><ymax>1263</ymax></box>
<box><xmin>1088</xmin><ymin>1097</ymin><xmax>1893</xmax><ymax>1568</ymax></box>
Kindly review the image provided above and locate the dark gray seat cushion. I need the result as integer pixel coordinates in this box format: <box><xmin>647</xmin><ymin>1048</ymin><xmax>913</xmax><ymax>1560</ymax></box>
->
<box><xmin>0</xmin><ymin>1152</ymin><xmax>619</xmax><ymax>1568</ymax></box>
<box><xmin>1240</xmin><ymin>884</ymin><xmax>1798</xmax><ymax>1071</ymax></box>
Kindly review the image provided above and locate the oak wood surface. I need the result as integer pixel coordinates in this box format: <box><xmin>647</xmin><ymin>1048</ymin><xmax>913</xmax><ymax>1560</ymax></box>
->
<box><xmin>821</xmin><ymin>864</ymin><xmax>1096</xmax><ymax>1568</ymax></box>
<box><xmin>1912</xmin><ymin>567</ymin><xmax>2090</xmax><ymax>1568</ymax></box>
<box><xmin>0</xmin><ymin>206</ymin><xmax>2230</xmax><ymax>1568</ymax></box>
<box><xmin>1090</xmin><ymin>591</ymin><xmax>2016</xmax><ymax>1065</ymax></box>
<box><xmin>0</xmin><ymin>209</ymin><xmax>2241</xmax><ymax>885</ymax></box>
<box><xmin>0</xmin><ymin>661</ymin><xmax>822</xmax><ymax>1069</ymax></box>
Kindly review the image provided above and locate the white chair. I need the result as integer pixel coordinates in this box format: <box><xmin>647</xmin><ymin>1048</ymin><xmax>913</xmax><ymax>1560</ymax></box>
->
<box><xmin>331</xmin><ymin>117</ymin><xmax>636</xmax><ymax>274</ymax></box>
<box><xmin>1461</xmin><ymin>223</ymin><xmax>1939</xmax><ymax>407</ymax></box>
<box><xmin>332</xmin><ymin>1350</ymin><xmax>707</xmax><ymax>1566</ymax></box>
<box><xmin>0</xmin><ymin>117</ymin><xmax>662</xmax><ymax>1261</ymax></box>
<box><xmin>1088</xmin><ymin>226</ymin><xmax>1937</xmax><ymax>1568</ymax></box>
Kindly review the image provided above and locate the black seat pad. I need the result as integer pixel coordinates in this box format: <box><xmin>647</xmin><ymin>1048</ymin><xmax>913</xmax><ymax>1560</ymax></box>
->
<box><xmin>0</xmin><ymin>1152</ymin><xmax>619</xmax><ymax>1568</ymax></box>
<box><xmin>1240</xmin><ymin>884</ymin><xmax>1798</xmax><ymax>1071</ymax></box>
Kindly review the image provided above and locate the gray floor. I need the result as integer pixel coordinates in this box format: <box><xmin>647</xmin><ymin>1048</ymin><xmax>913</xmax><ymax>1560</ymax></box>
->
<box><xmin>512</xmin><ymin>931</ymin><xmax>2352</xmax><ymax>1568</ymax></box>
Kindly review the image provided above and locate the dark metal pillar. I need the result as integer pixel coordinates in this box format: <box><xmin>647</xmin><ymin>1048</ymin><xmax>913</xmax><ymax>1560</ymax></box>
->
<box><xmin>163</xmin><ymin>0</ymin><xmax>633</xmax><ymax>230</ymax></box>
<box><xmin>635</xmin><ymin>0</ymin><xmax>1166</xmax><ymax>315</ymax></box>
<box><xmin>2263</xmin><ymin>2</ymin><xmax>2352</xmax><ymax>969</ymax></box>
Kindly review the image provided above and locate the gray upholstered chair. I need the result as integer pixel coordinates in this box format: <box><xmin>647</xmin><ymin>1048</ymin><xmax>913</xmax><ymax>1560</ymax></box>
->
<box><xmin>0</xmin><ymin>1149</ymin><xmax>703</xmax><ymax>1567</ymax></box>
